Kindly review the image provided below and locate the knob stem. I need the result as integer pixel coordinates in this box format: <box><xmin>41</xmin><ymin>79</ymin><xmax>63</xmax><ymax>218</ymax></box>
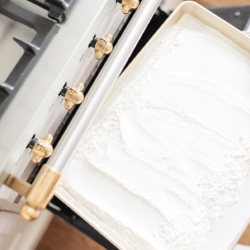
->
<box><xmin>60</xmin><ymin>85</ymin><xmax>69</xmax><ymax>97</ymax></box>
<box><xmin>28</xmin><ymin>137</ymin><xmax>38</xmax><ymax>149</ymax></box>
<box><xmin>89</xmin><ymin>37</ymin><xmax>98</xmax><ymax>48</ymax></box>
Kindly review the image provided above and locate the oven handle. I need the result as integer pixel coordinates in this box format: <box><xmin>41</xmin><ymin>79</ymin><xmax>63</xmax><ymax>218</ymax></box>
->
<box><xmin>47</xmin><ymin>0</ymin><xmax>162</xmax><ymax>172</ymax></box>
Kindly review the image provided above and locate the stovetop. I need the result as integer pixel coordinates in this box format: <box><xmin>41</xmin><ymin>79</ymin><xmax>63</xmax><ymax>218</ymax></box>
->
<box><xmin>0</xmin><ymin>0</ymin><xmax>79</xmax><ymax>118</ymax></box>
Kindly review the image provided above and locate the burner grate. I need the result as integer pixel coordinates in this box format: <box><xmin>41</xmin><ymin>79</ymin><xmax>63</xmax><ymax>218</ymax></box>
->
<box><xmin>27</xmin><ymin>0</ymin><xmax>78</xmax><ymax>23</ymax></box>
<box><xmin>0</xmin><ymin>0</ymin><xmax>59</xmax><ymax>117</ymax></box>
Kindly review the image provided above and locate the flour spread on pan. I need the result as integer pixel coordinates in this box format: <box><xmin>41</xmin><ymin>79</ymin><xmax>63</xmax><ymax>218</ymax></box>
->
<box><xmin>61</xmin><ymin>15</ymin><xmax>250</xmax><ymax>249</ymax></box>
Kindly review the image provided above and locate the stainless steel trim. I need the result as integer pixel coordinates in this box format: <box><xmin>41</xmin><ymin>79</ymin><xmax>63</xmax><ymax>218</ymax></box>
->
<box><xmin>243</xmin><ymin>31</ymin><xmax>250</xmax><ymax>37</ymax></box>
<box><xmin>47</xmin><ymin>0</ymin><xmax>162</xmax><ymax>172</ymax></box>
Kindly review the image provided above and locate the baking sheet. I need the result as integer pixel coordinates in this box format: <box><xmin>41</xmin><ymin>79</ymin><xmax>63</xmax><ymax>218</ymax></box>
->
<box><xmin>56</xmin><ymin>2</ymin><xmax>250</xmax><ymax>249</ymax></box>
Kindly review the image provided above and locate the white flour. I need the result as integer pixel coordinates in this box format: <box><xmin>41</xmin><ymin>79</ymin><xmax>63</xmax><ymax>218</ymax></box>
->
<box><xmin>61</xmin><ymin>15</ymin><xmax>250</xmax><ymax>249</ymax></box>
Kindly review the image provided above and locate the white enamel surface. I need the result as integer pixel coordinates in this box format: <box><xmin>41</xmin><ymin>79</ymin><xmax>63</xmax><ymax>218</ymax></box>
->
<box><xmin>0</xmin><ymin>199</ymin><xmax>52</xmax><ymax>250</ymax></box>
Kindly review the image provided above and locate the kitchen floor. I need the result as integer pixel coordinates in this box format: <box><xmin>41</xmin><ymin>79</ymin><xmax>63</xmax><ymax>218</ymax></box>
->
<box><xmin>36</xmin><ymin>0</ymin><xmax>250</xmax><ymax>249</ymax></box>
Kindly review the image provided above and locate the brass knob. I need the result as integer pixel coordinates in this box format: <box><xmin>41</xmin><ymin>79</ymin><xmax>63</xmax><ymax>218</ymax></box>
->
<box><xmin>28</xmin><ymin>134</ymin><xmax>53</xmax><ymax>164</ymax></box>
<box><xmin>120</xmin><ymin>0</ymin><xmax>140</xmax><ymax>14</ymax></box>
<box><xmin>20</xmin><ymin>204</ymin><xmax>40</xmax><ymax>221</ymax></box>
<box><xmin>89</xmin><ymin>34</ymin><xmax>113</xmax><ymax>60</ymax></box>
<box><xmin>60</xmin><ymin>83</ymin><xmax>84</xmax><ymax>110</ymax></box>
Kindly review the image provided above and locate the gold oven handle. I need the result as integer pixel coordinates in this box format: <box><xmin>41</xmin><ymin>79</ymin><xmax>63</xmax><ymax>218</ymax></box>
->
<box><xmin>3</xmin><ymin>165</ymin><xmax>62</xmax><ymax>221</ymax></box>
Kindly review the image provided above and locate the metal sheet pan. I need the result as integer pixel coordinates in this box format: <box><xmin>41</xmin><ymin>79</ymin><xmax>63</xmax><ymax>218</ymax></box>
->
<box><xmin>56</xmin><ymin>2</ymin><xmax>250</xmax><ymax>249</ymax></box>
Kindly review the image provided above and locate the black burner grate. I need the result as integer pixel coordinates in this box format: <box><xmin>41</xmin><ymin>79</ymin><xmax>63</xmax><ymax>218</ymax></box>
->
<box><xmin>27</xmin><ymin>0</ymin><xmax>78</xmax><ymax>23</ymax></box>
<box><xmin>0</xmin><ymin>0</ymin><xmax>59</xmax><ymax>117</ymax></box>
